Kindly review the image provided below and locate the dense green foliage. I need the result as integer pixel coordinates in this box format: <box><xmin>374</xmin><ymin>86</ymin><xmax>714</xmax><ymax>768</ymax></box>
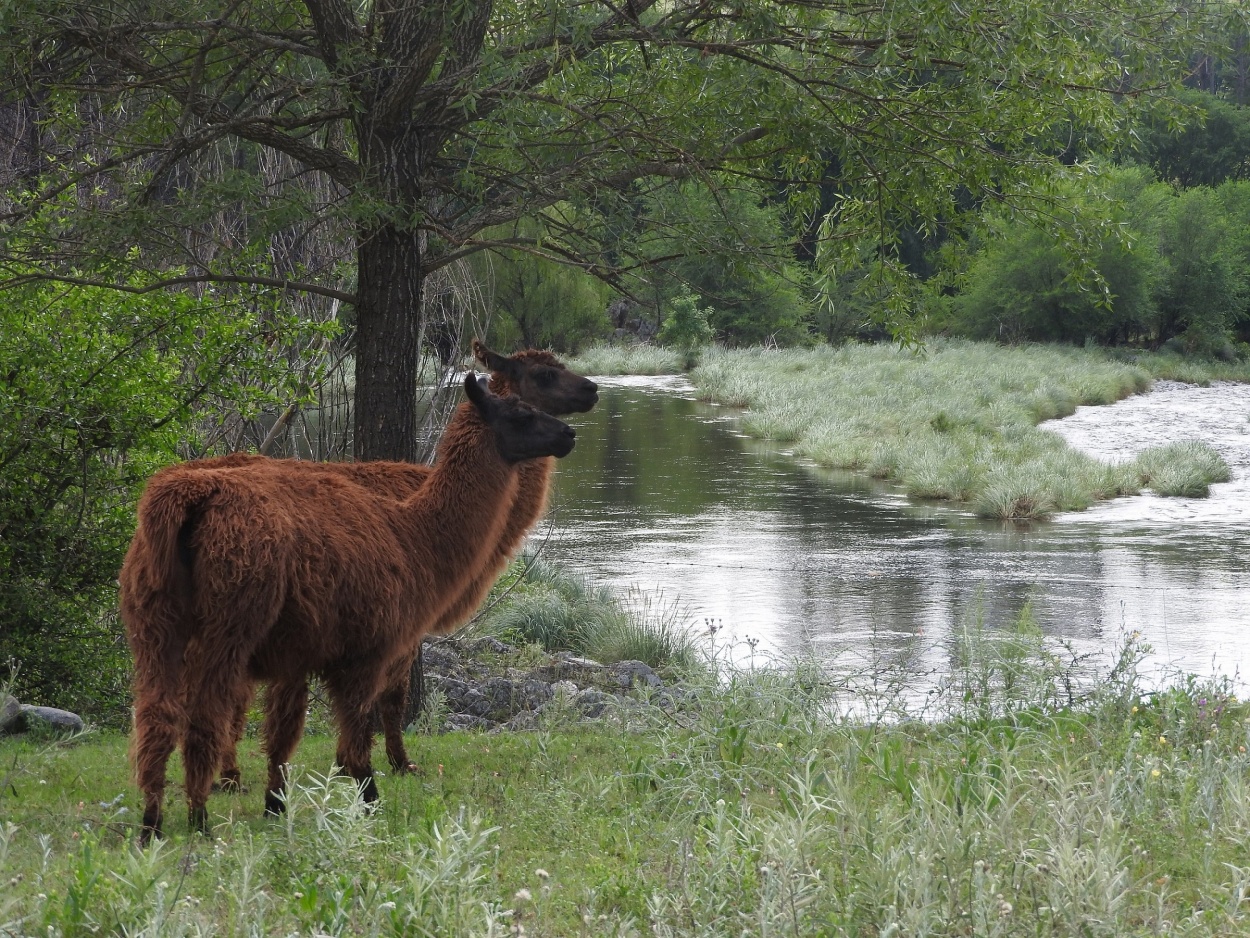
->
<box><xmin>630</xmin><ymin>184</ymin><xmax>814</xmax><ymax>346</ymax></box>
<box><xmin>656</xmin><ymin>289</ymin><xmax>716</xmax><ymax>366</ymax></box>
<box><xmin>1136</xmin><ymin>88</ymin><xmax>1250</xmax><ymax>187</ymax></box>
<box><xmin>939</xmin><ymin>168</ymin><xmax>1250</xmax><ymax>353</ymax></box>
<box><xmin>3</xmin><ymin>623</ymin><xmax>1250</xmax><ymax>935</ymax></box>
<box><xmin>0</xmin><ymin>282</ymin><xmax>328</xmax><ymax>721</ymax></box>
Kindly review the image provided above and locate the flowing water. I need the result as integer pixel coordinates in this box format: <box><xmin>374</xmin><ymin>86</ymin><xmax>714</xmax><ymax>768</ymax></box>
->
<box><xmin>539</xmin><ymin>376</ymin><xmax>1250</xmax><ymax>687</ymax></box>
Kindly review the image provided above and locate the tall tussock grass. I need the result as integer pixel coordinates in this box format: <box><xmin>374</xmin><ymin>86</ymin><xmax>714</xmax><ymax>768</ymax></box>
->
<box><xmin>466</xmin><ymin>552</ymin><xmax>703</xmax><ymax>675</ymax></box>
<box><xmin>1134</xmin><ymin>440</ymin><xmax>1232</xmax><ymax>497</ymax></box>
<box><xmin>564</xmin><ymin>342</ymin><xmax>686</xmax><ymax>376</ymax></box>
<box><xmin>691</xmin><ymin>341</ymin><xmax>1233</xmax><ymax>519</ymax></box>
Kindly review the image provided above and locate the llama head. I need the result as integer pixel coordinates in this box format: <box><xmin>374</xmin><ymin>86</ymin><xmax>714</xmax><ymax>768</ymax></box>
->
<box><xmin>471</xmin><ymin>339</ymin><xmax>599</xmax><ymax>415</ymax></box>
<box><xmin>464</xmin><ymin>372</ymin><xmax>577</xmax><ymax>462</ymax></box>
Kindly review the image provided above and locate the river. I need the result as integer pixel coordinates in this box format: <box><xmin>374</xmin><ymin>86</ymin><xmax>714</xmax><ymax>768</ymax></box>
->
<box><xmin>537</xmin><ymin>376</ymin><xmax>1250</xmax><ymax>690</ymax></box>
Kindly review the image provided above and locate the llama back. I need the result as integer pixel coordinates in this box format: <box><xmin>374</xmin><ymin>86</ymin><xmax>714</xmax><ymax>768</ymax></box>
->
<box><xmin>187</xmin><ymin>452</ymin><xmax>434</xmax><ymax>501</ymax></box>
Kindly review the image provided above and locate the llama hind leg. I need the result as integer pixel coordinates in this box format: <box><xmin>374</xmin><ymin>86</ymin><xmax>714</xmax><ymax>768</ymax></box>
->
<box><xmin>261</xmin><ymin>679</ymin><xmax>308</xmax><ymax>815</ymax></box>
<box><xmin>129</xmin><ymin>630</ymin><xmax>188</xmax><ymax>845</ymax></box>
<box><xmin>181</xmin><ymin>648</ymin><xmax>256</xmax><ymax>835</ymax></box>
<box><xmin>131</xmin><ymin>692</ymin><xmax>183</xmax><ymax>845</ymax></box>
<box><xmin>216</xmin><ymin>682</ymin><xmax>253</xmax><ymax>792</ymax></box>
<box><xmin>336</xmin><ymin>709</ymin><xmax>380</xmax><ymax>805</ymax></box>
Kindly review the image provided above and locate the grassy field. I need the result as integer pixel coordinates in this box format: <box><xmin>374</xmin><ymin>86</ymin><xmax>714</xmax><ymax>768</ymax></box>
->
<box><xmin>4</xmin><ymin>622</ymin><xmax>1250</xmax><ymax>937</ymax></box>
<box><xmin>647</xmin><ymin>341</ymin><xmax>1244</xmax><ymax>519</ymax></box>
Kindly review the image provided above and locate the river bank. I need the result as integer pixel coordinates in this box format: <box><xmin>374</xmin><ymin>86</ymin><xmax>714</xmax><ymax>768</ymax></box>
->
<box><xmin>572</xmin><ymin>340</ymin><xmax>1250</xmax><ymax>520</ymax></box>
<box><xmin>3</xmin><ymin>629</ymin><xmax>1249</xmax><ymax>936</ymax></box>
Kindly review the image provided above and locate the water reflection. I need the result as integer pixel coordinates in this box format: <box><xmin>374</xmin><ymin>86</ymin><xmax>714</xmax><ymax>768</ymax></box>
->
<box><xmin>541</xmin><ymin>376</ymin><xmax>1250</xmax><ymax>688</ymax></box>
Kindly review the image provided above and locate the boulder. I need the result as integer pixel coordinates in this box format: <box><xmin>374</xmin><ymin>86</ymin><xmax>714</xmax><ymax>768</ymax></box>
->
<box><xmin>18</xmin><ymin>705</ymin><xmax>85</xmax><ymax>734</ymax></box>
<box><xmin>0</xmin><ymin>695</ymin><xmax>21</xmax><ymax>734</ymax></box>
<box><xmin>465</xmin><ymin>637</ymin><xmax>516</xmax><ymax>656</ymax></box>
<box><xmin>479</xmin><ymin>677</ymin><xmax>553</xmax><ymax>721</ymax></box>
<box><xmin>532</xmin><ymin>653</ymin><xmax>606</xmax><ymax>685</ymax></box>
<box><xmin>421</xmin><ymin>642</ymin><xmax>464</xmax><ymax>674</ymax></box>
<box><xmin>430</xmin><ymin>676</ymin><xmax>494</xmax><ymax>719</ymax></box>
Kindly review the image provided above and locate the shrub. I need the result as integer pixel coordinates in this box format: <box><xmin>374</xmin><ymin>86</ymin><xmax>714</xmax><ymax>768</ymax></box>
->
<box><xmin>0</xmin><ymin>281</ymin><xmax>328</xmax><ymax>722</ymax></box>
<box><xmin>474</xmin><ymin>555</ymin><xmax>702</xmax><ymax>675</ymax></box>
<box><xmin>658</xmin><ymin>289</ymin><xmax>715</xmax><ymax>368</ymax></box>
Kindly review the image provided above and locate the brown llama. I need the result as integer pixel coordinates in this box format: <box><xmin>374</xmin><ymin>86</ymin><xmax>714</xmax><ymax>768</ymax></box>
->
<box><xmin>120</xmin><ymin>374</ymin><xmax>576</xmax><ymax>842</ymax></box>
<box><xmin>192</xmin><ymin>341</ymin><xmax>597</xmax><ymax>787</ymax></box>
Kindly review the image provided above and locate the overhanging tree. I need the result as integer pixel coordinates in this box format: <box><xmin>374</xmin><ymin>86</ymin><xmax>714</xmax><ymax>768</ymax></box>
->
<box><xmin>0</xmin><ymin>0</ymin><xmax>1212</xmax><ymax>462</ymax></box>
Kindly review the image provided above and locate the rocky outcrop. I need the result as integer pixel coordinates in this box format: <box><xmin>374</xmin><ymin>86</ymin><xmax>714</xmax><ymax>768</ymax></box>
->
<box><xmin>417</xmin><ymin>637</ymin><xmax>687</xmax><ymax>734</ymax></box>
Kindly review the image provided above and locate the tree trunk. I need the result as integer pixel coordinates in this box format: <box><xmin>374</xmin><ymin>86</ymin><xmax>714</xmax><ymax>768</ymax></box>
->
<box><xmin>353</xmin><ymin>224</ymin><xmax>424</xmax><ymax>463</ymax></box>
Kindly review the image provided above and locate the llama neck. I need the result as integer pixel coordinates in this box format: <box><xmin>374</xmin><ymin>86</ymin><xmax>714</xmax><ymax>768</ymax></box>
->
<box><xmin>399</xmin><ymin>402</ymin><xmax>519</xmax><ymax>588</ymax></box>
<box><xmin>511</xmin><ymin>457</ymin><xmax>554</xmax><ymax>530</ymax></box>
<box><xmin>490</xmin><ymin>371</ymin><xmax>553</xmax><ymax>525</ymax></box>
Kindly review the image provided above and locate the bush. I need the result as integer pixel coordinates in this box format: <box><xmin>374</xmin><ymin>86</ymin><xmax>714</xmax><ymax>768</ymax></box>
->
<box><xmin>657</xmin><ymin>289</ymin><xmax>715</xmax><ymax>367</ymax></box>
<box><xmin>0</xmin><ymin>281</ymin><xmax>328</xmax><ymax>722</ymax></box>
<box><xmin>946</xmin><ymin>168</ymin><xmax>1161</xmax><ymax>346</ymax></box>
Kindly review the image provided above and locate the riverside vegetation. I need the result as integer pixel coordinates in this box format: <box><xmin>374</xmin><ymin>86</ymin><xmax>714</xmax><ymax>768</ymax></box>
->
<box><xmin>571</xmin><ymin>340</ymin><xmax>1247</xmax><ymax>520</ymax></box>
<box><xmin>3</xmin><ymin>605</ymin><xmax>1250</xmax><ymax>936</ymax></box>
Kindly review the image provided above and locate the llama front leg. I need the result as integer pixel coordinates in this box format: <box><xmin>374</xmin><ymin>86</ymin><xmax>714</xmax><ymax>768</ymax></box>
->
<box><xmin>376</xmin><ymin>656</ymin><xmax>420</xmax><ymax>774</ymax></box>
<box><xmin>260</xmin><ymin>679</ymin><xmax>308</xmax><ymax>815</ymax></box>
<box><xmin>324</xmin><ymin>672</ymin><xmax>381</xmax><ymax>805</ymax></box>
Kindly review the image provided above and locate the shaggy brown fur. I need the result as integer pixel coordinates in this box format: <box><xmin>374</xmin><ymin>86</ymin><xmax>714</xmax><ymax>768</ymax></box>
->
<box><xmin>196</xmin><ymin>342</ymin><xmax>597</xmax><ymax>787</ymax></box>
<box><xmin>121</xmin><ymin>375</ymin><xmax>575</xmax><ymax>843</ymax></box>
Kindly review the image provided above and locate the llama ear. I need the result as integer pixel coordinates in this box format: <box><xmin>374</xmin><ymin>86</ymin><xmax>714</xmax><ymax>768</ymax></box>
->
<box><xmin>464</xmin><ymin>370</ymin><xmax>493</xmax><ymax>408</ymax></box>
<box><xmin>472</xmin><ymin>339</ymin><xmax>512</xmax><ymax>375</ymax></box>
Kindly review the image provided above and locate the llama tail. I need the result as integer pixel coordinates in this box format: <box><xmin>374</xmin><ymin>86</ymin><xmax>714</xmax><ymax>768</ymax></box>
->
<box><xmin>120</xmin><ymin>470</ymin><xmax>220</xmax><ymax>731</ymax></box>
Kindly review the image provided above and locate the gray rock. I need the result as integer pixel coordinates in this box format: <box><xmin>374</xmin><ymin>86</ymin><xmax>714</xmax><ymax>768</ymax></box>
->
<box><xmin>479</xmin><ymin>677</ymin><xmax>553</xmax><ymax>721</ymax></box>
<box><xmin>0</xmin><ymin>695</ymin><xmax>20</xmax><ymax>734</ymax></box>
<box><xmin>445</xmin><ymin>713</ymin><xmax>492</xmax><ymax>732</ymax></box>
<box><xmin>532</xmin><ymin>654</ymin><xmax>606</xmax><ymax>684</ymax></box>
<box><xmin>607</xmin><ymin>660</ymin><xmax>662</xmax><ymax>690</ymax></box>
<box><xmin>573</xmin><ymin>688</ymin><xmax>611</xmax><ymax>719</ymax></box>
<box><xmin>551</xmin><ymin>680</ymin><xmax>579</xmax><ymax>698</ymax></box>
<box><xmin>430</xmin><ymin>676</ymin><xmax>494</xmax><ymax>718</ymax></box>
<box><xmin>422</xmin><ymin>643</ymin><xmax>463</xmax><ymax>673</ymax></box>
<box><xmin>467</xmin><ymin>637</ymin><xmax>516</xmax><ymax>656</ymax></box>
<box><xmin>498</xmin><ymin>710</ymin><xmax>543</xmax><ymax>733</ymax></box>
<box><xmin>19</xmin><ymin>705</ymin><xmax>84</xmax><ymax>734</ymax></box>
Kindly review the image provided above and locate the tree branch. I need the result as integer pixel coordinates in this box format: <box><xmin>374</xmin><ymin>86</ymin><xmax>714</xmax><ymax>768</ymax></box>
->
<box><xmin>0</xmin><ymin>271</ymin><xmax>357</xmax><ymax>305</ymax></box>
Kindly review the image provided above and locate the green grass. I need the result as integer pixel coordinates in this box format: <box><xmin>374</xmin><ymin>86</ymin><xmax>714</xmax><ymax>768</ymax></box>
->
<box><xmin>4</xmin><ymin>619</ymin><xmax>1250</xmax><ymax>936</ymax></box>
<box><xmin>689</xmin><ymin>341</ymin><xmax>1243</xmax><ymax>519</ymax></box>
